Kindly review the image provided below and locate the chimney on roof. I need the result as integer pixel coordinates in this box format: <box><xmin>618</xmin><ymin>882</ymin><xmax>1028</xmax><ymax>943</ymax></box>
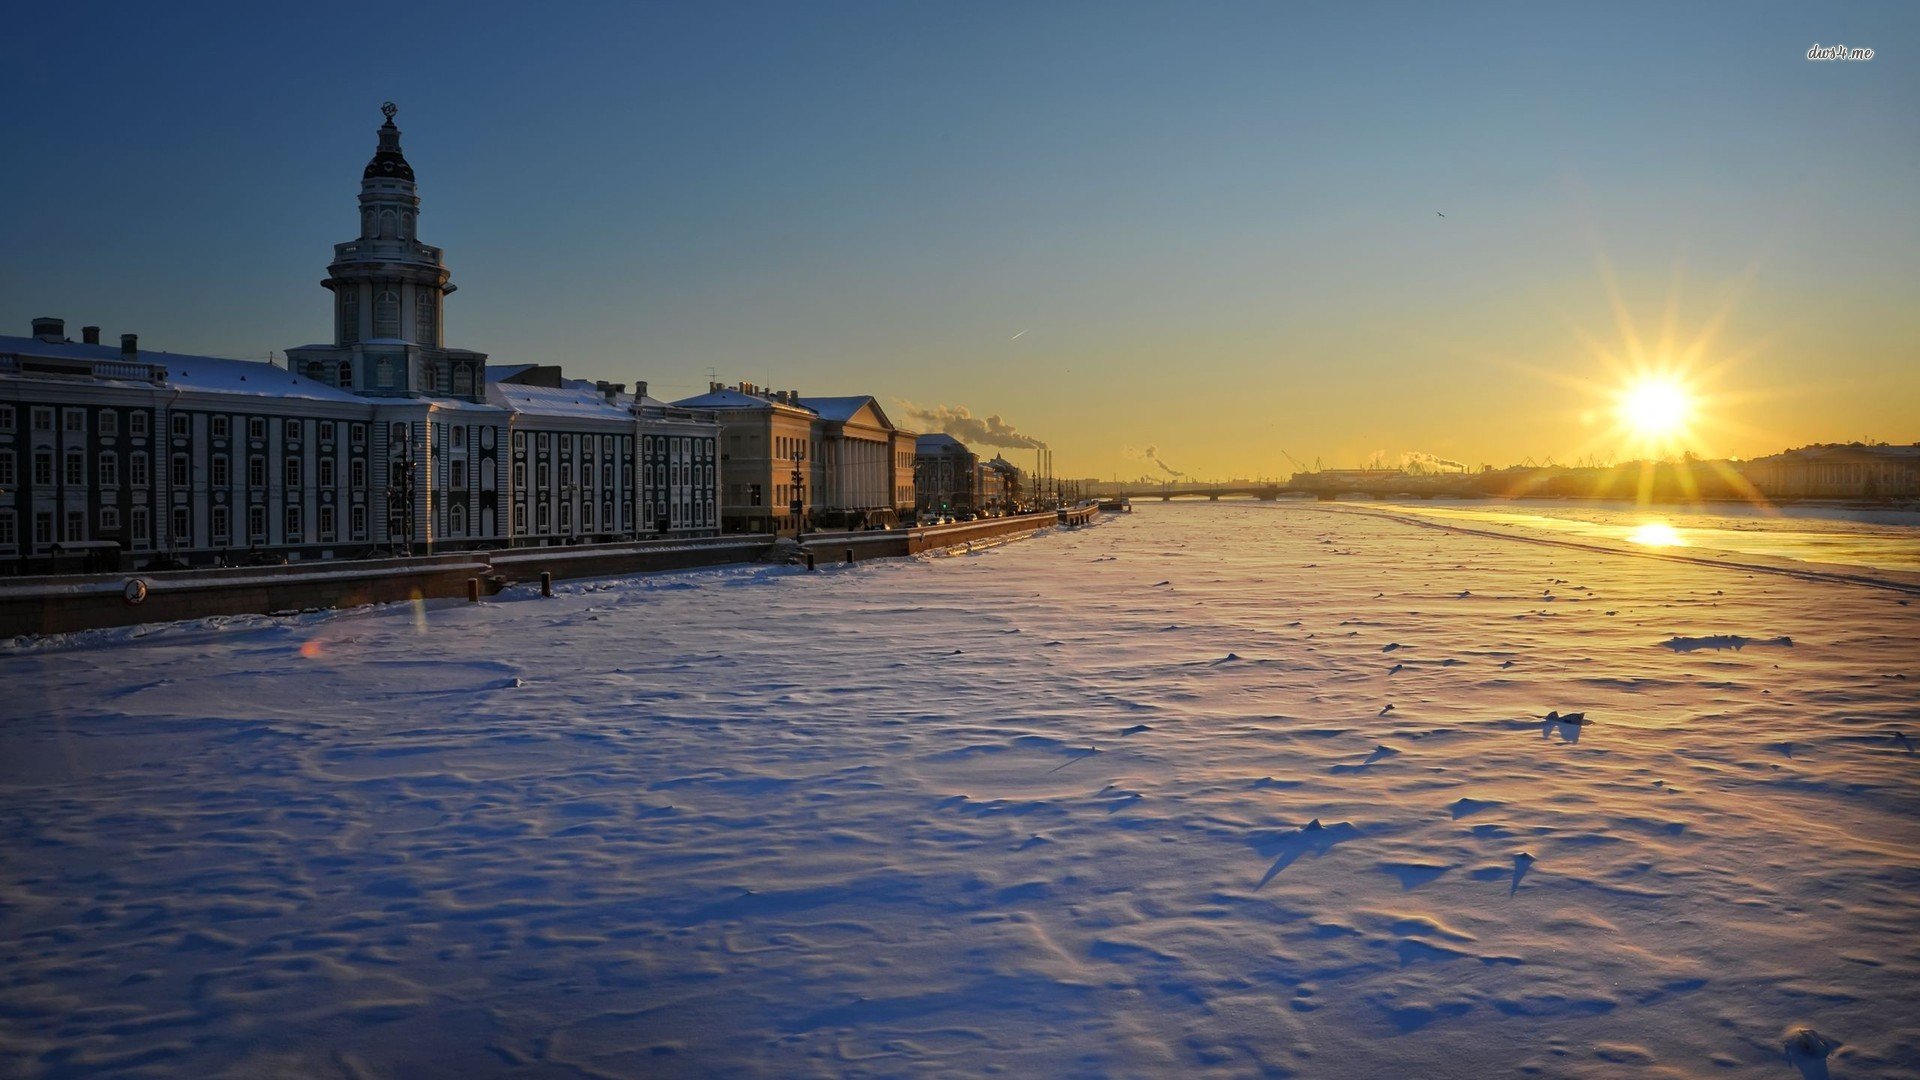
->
<box><xmin>120</xmin><ymin>333</ymin><xmax>138</xmax><ymax>360</ymax></box>
<box><xmin>634</xmin><ymin>380</ymin><xmax>648</xmax><ymax>401</ymax></box>
<box><xmin>788</xmin><ymin>389</ymin><xmax>799</xmax><ymax>403</ymax></box>
<box><xmin>82</xmin><ymin>326</ymin><xmax>100</xmax><ymax>345</ymax></box>
<box><xmin>31</xmin><ymin>317</ymin><xmax>64</xmax><ymax>343</ymax></box>
<box><xmin>601</xmin><ymin>381</ymin><xmax>625</xmax><ymax>402</ymax></box>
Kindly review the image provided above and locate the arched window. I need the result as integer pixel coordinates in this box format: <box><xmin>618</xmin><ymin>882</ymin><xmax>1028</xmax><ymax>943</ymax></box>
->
<box><xmin>376</xmin><ymin>358</ymin><xmax>394</xmax><ymax>389</ymax></box>
<box><xmin>415</xmin><ymin>292</ymin><xmax>436</xmax><ymax>344</ymax></box>
<box><xmin>361</xmin><ymin>209</ymin><xmax>375</xmax><ymax>237</ymax></box>
<box><xmin>374</xmin><ymin>290</ymin><xmax>400</xmax><ymax>338</ymax></box>
<box><xmin>338</xmin><ymin>361</ymin><xmax>353</xmax><ymax>388</ymax></box>
<box><xmin>378</xmin><ymin>209</ymin><xmax>396</xmax><ymax>238</ymax></box>
<box><xmin>339</xmin><ymin>291</ymin><xmax>359</xmax><ymax>344</ymax></box>
<box><xmin>399</xmin><ymin>212</ymin><xmax>413</xmax><ymax>240</ymax></box>
<box><xmin>452</xmin><ymin>364</ymin><xmax>473</xmax><ymax>396</ymax></box>
<box><xmin>305</xmin><ymin>361</ymin><xmax>326</xmax><ymax>382</ymax></box>
<box><xmin>450</xmin><ymin>504</ymin><xmax>465</xmax><ymax>536</ymax></box>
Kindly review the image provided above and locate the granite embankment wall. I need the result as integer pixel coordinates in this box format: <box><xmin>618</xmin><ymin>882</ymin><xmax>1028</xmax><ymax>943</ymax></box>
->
<box><xmin>0</xmin><ymin>507</ymin><xmax>1101</xmax><ymax>637</ymax></box>
<box><xmin>803</xmin><ymin>506</ymin><xmax>1100</xmax><ymax>563</ymax></box>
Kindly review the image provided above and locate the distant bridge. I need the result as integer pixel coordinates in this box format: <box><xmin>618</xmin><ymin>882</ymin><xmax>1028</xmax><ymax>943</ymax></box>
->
<box><xmin>1113</xmin><ymin>472</ymin><xmax>1486</xmax><ymax>502</ymax></box>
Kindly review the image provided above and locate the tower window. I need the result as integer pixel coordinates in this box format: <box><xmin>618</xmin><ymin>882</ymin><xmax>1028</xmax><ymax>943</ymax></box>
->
<box><xmin>339</xmin><ymin>290</ymin><xmax>359</xmax><ymax>345</ymax></box>
<box><xmin>416</xmin><ymin>292</ymin><xmax>436</xmax><ymax>345</ymax></box>
<box><xmin>374</xmin><ymin>290</ymin><xmax>400</xmax><ymax>338</ymax></box>
<box><xmin>376</xmin><ymin>358</ymin><xmax>395</xmax><ymax>388</ymax></box>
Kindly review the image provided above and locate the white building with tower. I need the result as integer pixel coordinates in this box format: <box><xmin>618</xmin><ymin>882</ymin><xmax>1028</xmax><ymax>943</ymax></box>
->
<box><xmin>0</xmin><ymin>104</ymin><xmax>719</xmax><ymax>574</ymax></box>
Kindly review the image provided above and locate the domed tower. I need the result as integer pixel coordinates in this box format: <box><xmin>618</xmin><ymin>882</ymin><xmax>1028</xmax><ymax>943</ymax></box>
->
<box><xmin>288</xmin><ymin>103</ymin><xmax>487</xmax><ymax>400</ymax></box>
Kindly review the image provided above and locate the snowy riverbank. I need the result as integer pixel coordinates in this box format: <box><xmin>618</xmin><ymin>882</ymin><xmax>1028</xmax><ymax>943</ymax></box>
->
<box><xmin>3</xmin><ymin>503</ymin><xmax>1917</xmax><ymax>1077</ymax></box>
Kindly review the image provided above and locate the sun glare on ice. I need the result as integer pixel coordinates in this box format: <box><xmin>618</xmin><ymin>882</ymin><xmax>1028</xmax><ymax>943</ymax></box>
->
<box><xmin>1626</xmin><ymin>521</ymin><xmax>1685</xmax><ymax>547</ymax></box>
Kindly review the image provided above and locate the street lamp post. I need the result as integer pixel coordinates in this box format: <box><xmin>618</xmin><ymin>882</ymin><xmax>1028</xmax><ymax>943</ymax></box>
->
<box><xmin>911</xmin><ymin>457</ymin><xmax>926</xmax><ymax>522</ymax></box>
<box><xmin>388</xmin><ymin>453</ymin><xmax>415</xmax><ymax>557</ymax></box>
<box><xmin>789</xmin><ymin>449</ymin><xmax>805</xmax><ymax>536</ymax></box>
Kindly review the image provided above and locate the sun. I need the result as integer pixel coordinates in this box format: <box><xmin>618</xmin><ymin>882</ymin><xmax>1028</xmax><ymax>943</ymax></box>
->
<box><xmin>1617</xmin><ymin>376</ymin><xmax>1692</xmax><ymax>440</ymax></box>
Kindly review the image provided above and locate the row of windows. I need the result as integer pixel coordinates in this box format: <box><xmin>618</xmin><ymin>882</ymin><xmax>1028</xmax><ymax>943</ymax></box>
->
<box><xmin>505</xmin><ymin>498</ymin><xmax>716</xmax><ymax>536</ymax></box>
<box><xmin>2</xmin><ymin>494</ymin><xmax>717</xmax><ymax>550</ymax></box>
<box><xmin>497</xmin><ymin>459</ymin><xmax>716</xmax><ymax>495</ymax></box>
<box><xmin>8</xmin><ymin>405</ymin><xmax>149</xmax><ymax>437</ymax></box>
<box><xmin>0</xmin><ymin>406</ymin><xmax>373</xmax><ymax>448</ymax></box>
<box><xmin>302</xmin><ymin>357</ymin><xmax>478</xmax><ymax>397</ymax></box>
<box><xmin>504</xmin><ymin>430</ymin><xmax>712</xmax><ymax>461</ymax></box>
<box><xmin>2</xmin><ymin>449</ymin><xmax>369</xmax><ymax>491</ymax></box>
<box><xmin>0</xmin><ymin>504</ymin><xmax>371</xmax><ymax>551</ymax></box>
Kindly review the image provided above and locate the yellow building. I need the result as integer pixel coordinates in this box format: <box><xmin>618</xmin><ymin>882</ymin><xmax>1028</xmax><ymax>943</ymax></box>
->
<box><xmin>673</xmin><ymin>382</ymin><xmax>817</xmax><ymax>534</ymax></box>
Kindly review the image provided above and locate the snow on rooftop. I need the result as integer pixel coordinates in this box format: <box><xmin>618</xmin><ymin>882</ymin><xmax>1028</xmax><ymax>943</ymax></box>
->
<box><xmin>0</xmin><ymin>335</ymin><xmax>363</xmax><ymax>402</ymax></box>
<box><xmin>164</xmin><ymin>354</ymin><xmax>368</xmax><ymax>402</ymax></box>
<box><xmin>489</xmin><ymin>379</ymin><xmax>633</xmax><ymax>420</ymax></box>
<box><xmin>672</xmin><ymin>388</ymin><xmax>816</xmax><ymax>413</ymax></box>
<box><xmin>796</xmin><ymin>395</ymin><xmax>872</xmax><ymax>422</ymax></box>
<box><xmin>916</xmin><ymin>432</ymin><xmax>968</xmax><ymax>452</ymax></box>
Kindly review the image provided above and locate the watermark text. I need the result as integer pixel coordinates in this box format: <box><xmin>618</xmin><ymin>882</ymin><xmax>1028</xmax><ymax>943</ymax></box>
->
<box><xmin>1808</xmin><ymin>43</ymin><xmax>1874</xmax><ymax>61</ymax></box>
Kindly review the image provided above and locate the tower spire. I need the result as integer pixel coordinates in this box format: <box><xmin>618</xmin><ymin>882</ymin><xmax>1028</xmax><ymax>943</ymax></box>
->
<box><xmin>364</xmin><ymin>101</ymin><xmax>415</xmax><ymax>184</ymax></box>
<box><xmin>289</xmin><ymin>104</ymin><xmax>486</xmax><ymax>400</ymax></box>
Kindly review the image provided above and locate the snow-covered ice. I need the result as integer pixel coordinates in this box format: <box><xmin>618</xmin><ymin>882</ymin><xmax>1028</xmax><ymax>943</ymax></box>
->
<box><xmin>3</xmin><ymin>502</ymin><xmax>1918</xmax><ymax>1078</ymax></box>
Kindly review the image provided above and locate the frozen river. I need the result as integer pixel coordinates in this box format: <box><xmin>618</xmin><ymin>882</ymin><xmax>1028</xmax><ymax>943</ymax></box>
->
<box><xmin>1369</xmin><ymin>497</ymin><xmax>1920</xmax><ymax>577</ymax></box>
<box><xmin>3</xmin><ymin>503</ymin><xmax>1918</xmax><ymax>1078</ymax></box>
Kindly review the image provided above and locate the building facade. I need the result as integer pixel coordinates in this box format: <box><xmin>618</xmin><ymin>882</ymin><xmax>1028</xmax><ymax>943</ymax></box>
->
<box><xmin>1738</xmin><ymin>444</ymin><xmax>1920</xmax><ymax>501</ymax></box>
<box><xmin>796</xmin><ymin>395</ymin><xmax>917</xmax><ymax>530</ymax></box>
<box><xmin>672</xmin><ymin>383</ymin><xmax>919</xmax><ymax>534</ymax></box>
<box><xmin>981</xmin><ymin>454</ymin><xmax>1023</xmax><ymax>513</ymax></box>
<box><xmin>914</xmin><ymin>433</ymin><xmax>979</xmax><ymax>515</ymax></box>
<box><xmin>1</xmin><ymin>105</ymin><xmax>721</xmax><ymax>574</ymax></box>
<box><xmin>491</xmin><ymin>371</ymin><xmax>720</xmax><ymax>544</ymax></box>
<box><xmin>0</xmin><ymin>323</ymin><xmax>391</xmax><ymax>570</ymax></box>
<box><xmin>671</xmin><ymin>383</ymin><xmax>820</xmax><ymax>535</ymax></box>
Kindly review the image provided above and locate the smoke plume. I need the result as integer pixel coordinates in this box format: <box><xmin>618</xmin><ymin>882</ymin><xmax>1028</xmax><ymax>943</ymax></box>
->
<box><xmin>1128</xmin><ymin>444</ymin><xmax>1186</xmax><ymax>478</ymax></box>
<box><xmin>898</xmin><ymin>402</ymin><xmax>1048</xmax><ymax>450</ymax></box>
<box><xmin>1400</xmin><ymin>450</ymin><xmax>1469</xmax><ymax>474</ymax></box>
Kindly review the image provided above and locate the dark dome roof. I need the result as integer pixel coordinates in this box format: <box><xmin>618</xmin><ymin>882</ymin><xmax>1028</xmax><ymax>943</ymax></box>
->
<box><xmin>363</xmin><ymin>117</ymin><xmax>415</xmax><ymax>181</ymax></box>
<box><xmin>364</xmin><ymin>150</ymin><xmax>415</xmax><ymax>180</ymax></box>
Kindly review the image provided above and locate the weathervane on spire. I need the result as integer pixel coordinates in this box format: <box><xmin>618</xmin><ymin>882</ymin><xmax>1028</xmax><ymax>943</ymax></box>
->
<box><xmin>381</xmin><ymin>101</ymin><xmax>398</xmax><ymax>122</ymax></box>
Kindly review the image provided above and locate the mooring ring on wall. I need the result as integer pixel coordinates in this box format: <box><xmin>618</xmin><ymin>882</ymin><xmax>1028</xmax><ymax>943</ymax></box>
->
<box><xmin>123</xmin><ymin>578</ymin><xmax>149</xmax><ymax>605</ymax></box>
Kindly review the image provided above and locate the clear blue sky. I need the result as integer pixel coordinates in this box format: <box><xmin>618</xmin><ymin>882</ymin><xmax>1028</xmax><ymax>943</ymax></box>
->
<box><xmin>4</xmin><ymin>2</ymin><xmax>1915</xmax><ymax>477</ymax></box>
